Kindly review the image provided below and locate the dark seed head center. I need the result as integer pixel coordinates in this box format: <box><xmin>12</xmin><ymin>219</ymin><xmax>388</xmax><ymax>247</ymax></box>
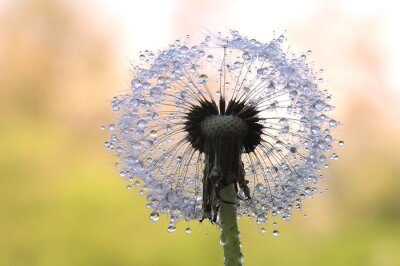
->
<box><xmin>201</xmin><ymin>115</ymin><xmax>248</xmax><ymax>139</ymax></box>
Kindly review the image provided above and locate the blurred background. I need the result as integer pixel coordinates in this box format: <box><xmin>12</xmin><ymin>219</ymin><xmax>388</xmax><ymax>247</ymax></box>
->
<box><xmin>1</xmin><ymin>0</ymin><xmax>399</xmax><ymax>265</ymax></box>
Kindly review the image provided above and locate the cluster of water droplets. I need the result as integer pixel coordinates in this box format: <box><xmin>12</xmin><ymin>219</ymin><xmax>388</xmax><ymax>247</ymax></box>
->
<box><xmin>104</xmin><ymin>30</ymin><xmax>341</xmax><ymax>234</ymax></box>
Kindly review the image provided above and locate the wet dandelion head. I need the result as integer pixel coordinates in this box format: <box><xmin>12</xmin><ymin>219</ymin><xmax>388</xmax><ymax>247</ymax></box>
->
<box><xmin>105</xmin><ymin>30</ymin><xmax>340</xmax><ymax>232</ymax></box>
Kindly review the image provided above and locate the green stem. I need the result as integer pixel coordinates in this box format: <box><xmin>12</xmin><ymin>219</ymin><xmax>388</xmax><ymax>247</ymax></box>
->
<box><xmin>219</xmin><ymin>183</ymin><xmax>243</xmax><ymax>266</ymax></box>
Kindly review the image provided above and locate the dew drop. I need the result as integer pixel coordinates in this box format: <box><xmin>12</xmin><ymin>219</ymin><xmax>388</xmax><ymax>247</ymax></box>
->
<box><xmin>330</xmin><ymin>153</ymin><xmax>339</xmax><ymax>160</ymax></box>
<box><xmin>275</xmin><ymin>140</ymin><xmax>284</xmax><ymax>149</ymax></box>
<box><xmin>261</xmin><ymin>228</ymin><xmax>266</xmax><ymax>234</ymax></box>
<box><xmin>150</xmin><ymin>130</ymin><xmax>158</xmax><ymax>139</ymax></box>
<box><xmin>185</xmin><ymin>227</ymin><xmax>192</xmax><ymax>234</ymax></box>
<box><xmin>136</xmin><ymin>119</ymin><xmax>146</xmax><ymax>130</ymax></box>
<box><xmin>172</xmin><ymin>60</ymin><xmax>181</xmax><ymax>68</ymax></box>
<box><xmin>207</xmin><ymin>55</ymin><xmax>214</xmax><ymax>61</ymax></box>
<box><xmin>167</xmin><ymin>225</ymin><xmax>176</xmax><ymax>233</ymax></box>
<box><xmin>272</xmin><ymin>230</ymin><xmax>280</xmax><ymax>237</ymax></box>
<box><xmin>233</xmin><ymin>61</ymin><xmax>242</xmax><ymax>68</ymax></box>
<box><xmin>257</xmin><ymin>67</ymin><xmax>269</xmax><ymax>76</ymax></box>
<box><xmin>149</xmin><ymin>211</ymin><xmax>160</xmax><ymax>222</ymax></box>
<box><xmin>220</xmin><ymin>235</ymin><xmax>228</xmax><ymax>246</ymax></box>
<box><xmin>238</xmin><ymin>255</ymin><xmax>244</xmax><ymax>264</ymax></box>
<box><xmin>166</xmin><ymin>191</ymin><xmax>178</xmax><ymax>203</ymax></box>
<box><xmin>126</xmin><ymin>185</ymin><xmax>132</xmax><ymax>190</ymax></box>
<box><xmin>199</xmin><ymin>74</ymin><xmax>208</xmax><ymax>84</ymax></box>
<box><xmin>329</xmin><ymin>119</ymin><xmax>337</xmax><ymax>128</ymax></box>
<box><xmin>179</xmin><ymin>46</ymin><xmax>189</xmax><ymax>55</ymax></box>
<box><xmin>150</xmin><ymin>87</ymin><xmax>162</xmax><ymax>98</ymax></box>
<box><xmin>314</xmin><ymin>100</ymin><xmax>325</xmax><ymax>111</ymax></box>
<box><xmin>131</xmin><ymin>79</ymin><xmax>141</xmax><ymax>89</ymax></box>
<box><xmin>289</xmin><ymin>90</ymin><xmax>298</xmax><ymax>99</ymax></box>
<box><xmin>338</xmin><ymin>140</ymin><xmax>344</xmax><ymax>147</ymax></box>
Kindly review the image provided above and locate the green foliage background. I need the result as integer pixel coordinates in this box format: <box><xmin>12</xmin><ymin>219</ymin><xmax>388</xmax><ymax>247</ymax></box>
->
<box><xmin>1</xmin><ymin>1</ymin><xmax>399</xmax><ymax>265</ymax></box>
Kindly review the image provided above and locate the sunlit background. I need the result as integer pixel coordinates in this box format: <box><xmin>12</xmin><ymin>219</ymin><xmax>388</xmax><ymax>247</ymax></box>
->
<box><xmin>1</xmin><ymin>0</ymin><xmax>399</xmax><ymax>265</ymax></box>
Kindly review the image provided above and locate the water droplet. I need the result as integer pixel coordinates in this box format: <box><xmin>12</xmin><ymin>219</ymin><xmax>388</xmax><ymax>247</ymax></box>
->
<box><xmin>207</xmin><ymin>55</ymin><xmax>214</xmax><ymax>61</ymax></box>
<box><xmin>167</xmin><ymin>225</ymin><xmax>176</xmax><ymax>233</ymax></box>
<box><xmin>242</xmin><ymin>52</ymin><xmax>250</xmax><ymax>60</ymax></box>
<box><xmin>314</xmin><ymin>100</ymin><xmax>325</xmax><ymax>111</ymax></box>
<box><xmin>199</xmin><ymin>74</ymin><xmax>208</xmax><ymax>84</ymax></box>
<box><xmin>300</xmin><ymin>117</ymin><xmax>309</xmax><ymax>125</ymax></box>
<box><xmin>330</xmin><ymin>153</ymin><xmax>339</xmax><ymax>160</ymax></box>
<box><xmin>233</xmin><ymin>61</ymin><xmax>242</xmax><ymax>68</ymax></box>
<box><xmin>338</xmin><ymin>140</ymin><xmax>344</xmax><ymax>147</ymax></box>
<box><xmin>151</xmin><ymin>199</ymin><xmax>160</xmax><ymax>207</ymax></box>
<box><xmin>131</xmin><ymin>79</ymin><xmax>141</xmax><ymax>89</ymax></box>
<box><xmin>272</xmin><ymin>230</ymin><xmax>280</xmax><ymax>237</ymax></box>
<box><xmin>149</xmin><ymin>211</ymin><xmax>160</xmax><ymax>222</ymax></box>
<box><xmin>100</xmin><ymin>125</ymin><xmax>105</xmax><ymax>131</ymax></box>
<box><xmin>311</xmin><ymin>125</ymin><xmax>320</xmax><ymax>135</ymax></box>
<box><xmin>179</xmin><ymin>46</ymin><xmax>189</xmax><ymax>55</ymax></box>
<box><xmin>150</xmin><ymin>130</ymin><xmax>157</xmax><ymax>139</ymax></box>
<box><xmin>238</xmin><ymin>255</ymin><xmax>244</xmax><ymax>264</ymax></box>
<box><xmin>220</xmin><ymin>234</ymin><xmax>229</xmax><ymax>246</ymax></box>
<box><xmin>329</xmin><ymin>119</ymin><xmax>337</xmax><ymax>128</ymax></box>
<box><xmin>108</xmin><ymin>124</ymin><xmax>115</xmax><ymax>131</ymax></box>
<box><xmin>150</xmin><ymin>87</ymin><xmax>162</xmax><ymax>98</ymax></box>
<box><xmin>157</xmin><ymin>76</ymin><xmax>167</xmax><ymax>85</ymax></box>
<box><xmin>261</xmin><ymin>228</ymin><xmax>266</xmax><ymax>234</ymax></box>
<box><xmin>278</xmin><ymin>118</ymin><xmax>288</xmax><ymax>124</ymax></box>
<box><xmin>166</xmin><ymin>191</ymin><xmax>178</xmax><ymax>203</ymax></box>
<box><xmin>257</xmin><ymin>67</ymin><xmax>269</xmax><ymax>76</ymax></box>
<box><xmin>185</xmin><ymin>227</ymin><xmax>192</xmax><ymax>234</ymax></box>
<box><xmin>275</xmin><ymin>140</ymin><xmax>284</xmax><ymax>149</ymax></box>
<box><xmin>136</xmin><ymin>119</ymin><xmax>146</xmax><ymax>130</ymax></box>
<box><xmin>126</xmin><ymin>185</ymin><xmax>132</xmax><ymax>190</ymax></box>
<box><xmin>289</xmin><ymin>90</ymin><xmax>298</xmax><ymax>99</ymax></box>
<box><xmin>172</xmin><ymin>60</ymin><xmax>181</xmax><ymax>68</ymax></box>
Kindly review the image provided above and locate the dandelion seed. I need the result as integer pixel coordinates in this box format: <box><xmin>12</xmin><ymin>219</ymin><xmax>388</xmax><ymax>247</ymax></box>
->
<box><xmin>106</xmin><ymin>30</ymin><xmax>339</xmax><ymax>265</ymax></box>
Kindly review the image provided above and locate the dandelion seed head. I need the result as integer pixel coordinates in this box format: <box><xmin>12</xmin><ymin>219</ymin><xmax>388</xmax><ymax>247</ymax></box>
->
<box><xmin>106</xmin><ymin>30</ymin><xmax>339</xmax><ymax>229</ymax></box>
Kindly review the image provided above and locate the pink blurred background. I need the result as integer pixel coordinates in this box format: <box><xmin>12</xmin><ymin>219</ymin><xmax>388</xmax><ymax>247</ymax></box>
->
<box><xmin>1</xmin><ymin>1</ymin><xmax>399</xmax><ymax>265</ymax></box>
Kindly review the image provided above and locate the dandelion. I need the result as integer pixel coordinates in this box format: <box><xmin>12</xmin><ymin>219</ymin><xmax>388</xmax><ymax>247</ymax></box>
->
<box><xmin>105</xmin><ymin>30</ymin><xmax>340</xmax><ymax>265</ymax></box>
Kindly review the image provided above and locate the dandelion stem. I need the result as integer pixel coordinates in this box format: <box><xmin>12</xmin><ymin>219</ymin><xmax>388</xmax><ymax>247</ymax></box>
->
<box><xmin>219</xmin><ymin>183</ymin><xmax>243</xmax><ymax>266</ymax></box>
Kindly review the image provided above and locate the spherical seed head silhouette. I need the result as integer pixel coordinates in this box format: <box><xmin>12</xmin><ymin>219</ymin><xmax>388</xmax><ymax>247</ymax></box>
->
<box><xmin>106</xmin><ymin>30</ymin><xmax>339</xmax><ymax>230</ymax></box>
